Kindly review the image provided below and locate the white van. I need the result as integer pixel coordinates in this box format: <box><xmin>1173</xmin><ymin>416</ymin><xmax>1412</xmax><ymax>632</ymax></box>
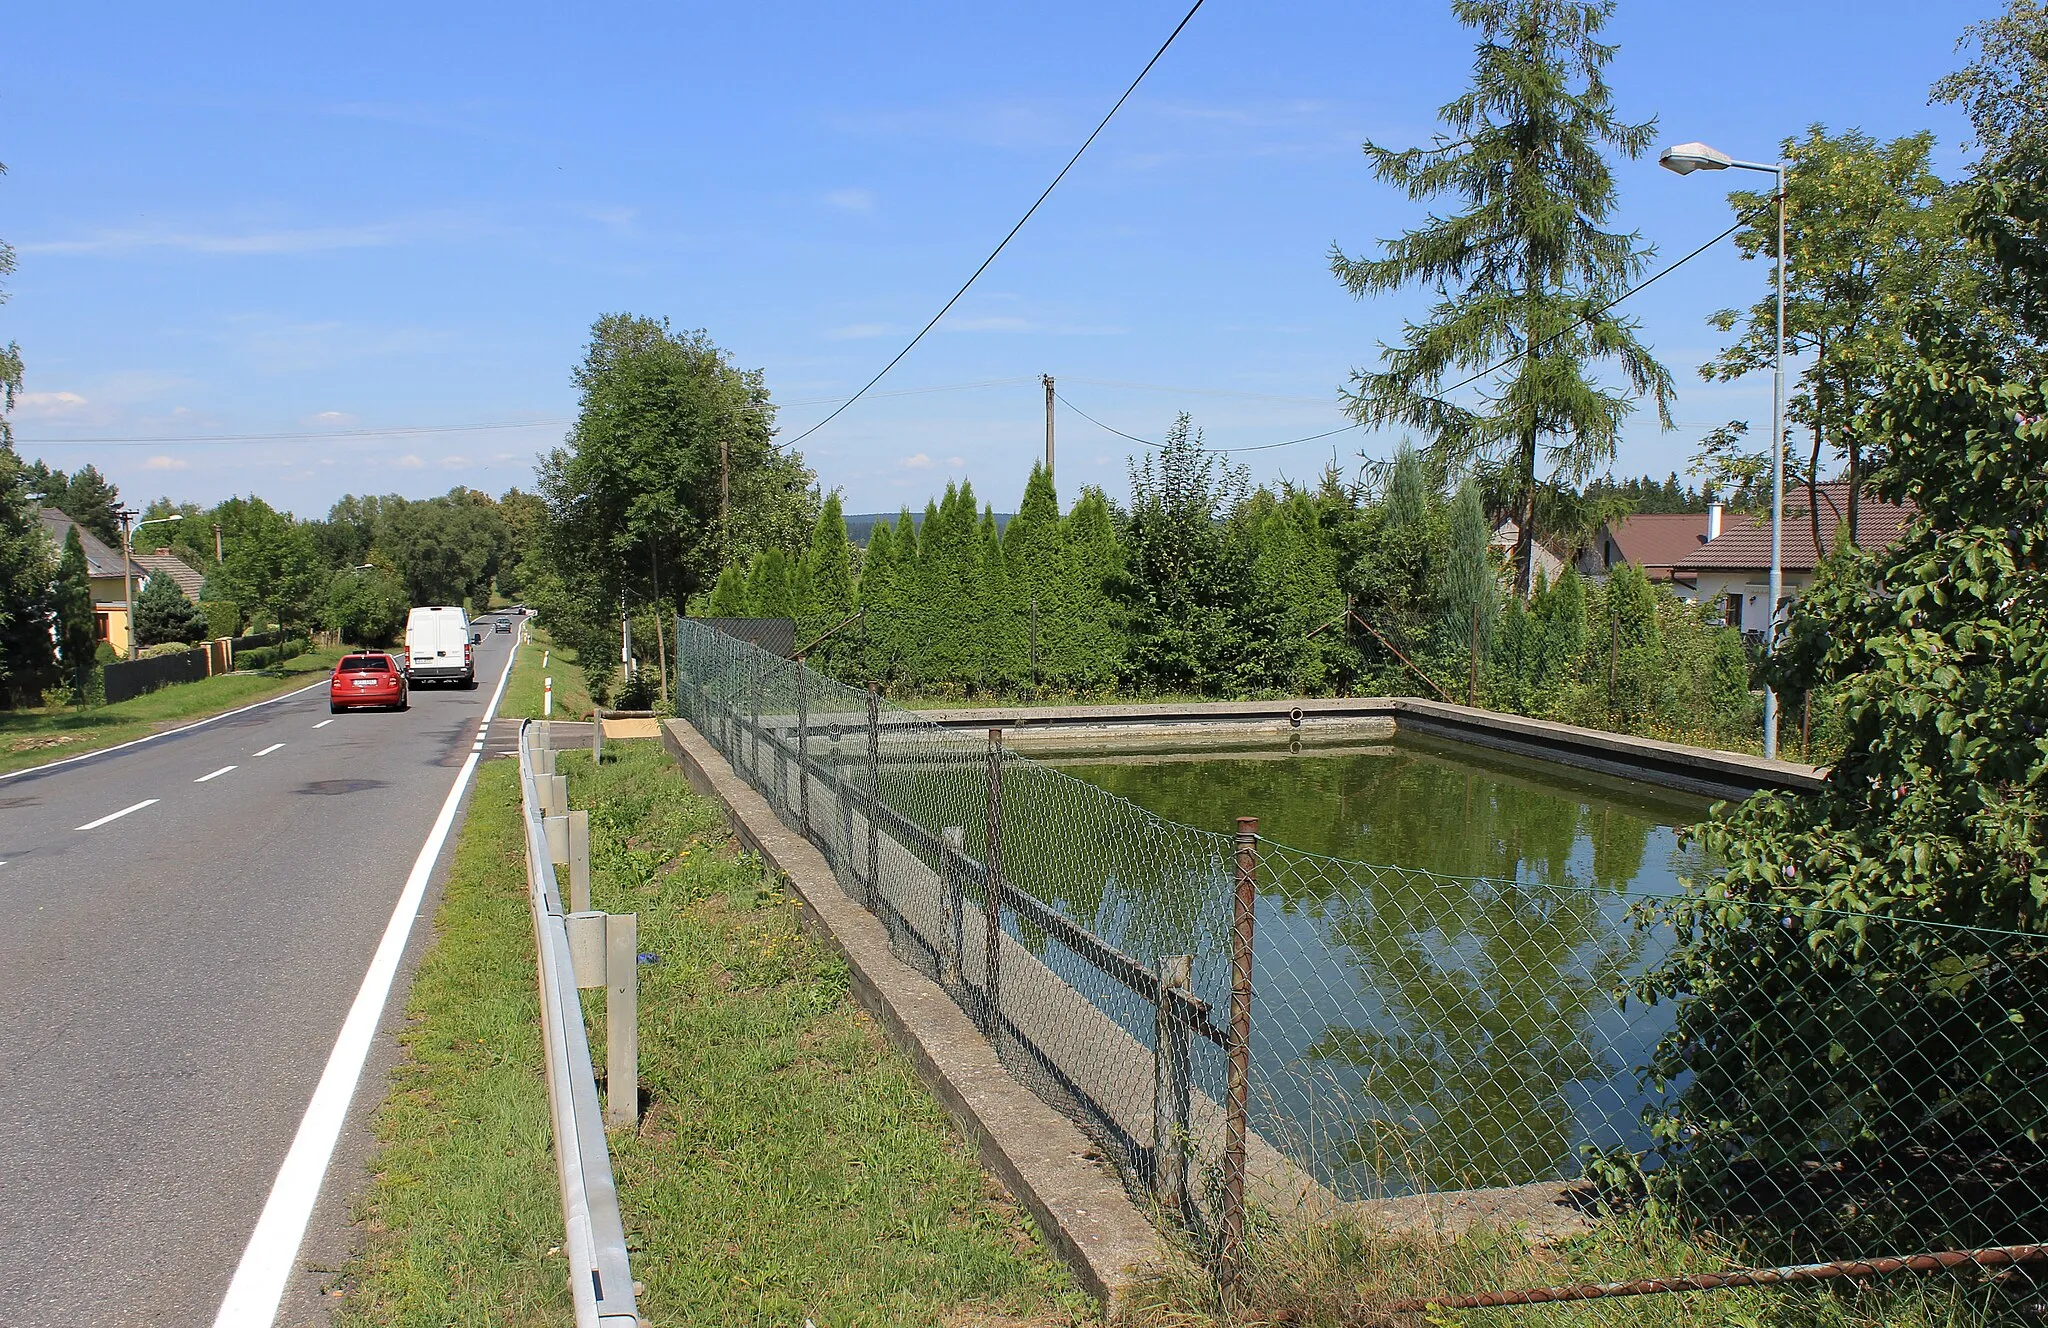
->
<box><xmin>404</xmin><ymin>606</ymin><xmax>476</xmax><ymax>688</ymax></box>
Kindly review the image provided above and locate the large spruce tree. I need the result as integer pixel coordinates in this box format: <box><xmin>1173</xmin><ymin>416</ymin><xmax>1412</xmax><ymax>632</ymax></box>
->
<box><xmin>1334</xmin><ymin>0</ymin><xmax>1673</xmax><ymax>595</ymax></box>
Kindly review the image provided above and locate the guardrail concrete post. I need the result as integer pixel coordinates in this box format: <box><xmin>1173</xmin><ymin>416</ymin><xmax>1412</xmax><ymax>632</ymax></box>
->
<box><xmin>1154</xmin><ymin>954</ymin><xmax>1195</xmax><ymax>1220</ymax></box>
<box><xmin>545</xmin><ymin>813</ymin><xmax>569</xmax><ymax>874</ymax></box>
<box><xmin>548</xmin><ymin>773</ymin><xmax>568</xmax><ymax>819</ymax></box>
<box><xmin>567</xmin><ymin>911</ymin><xmax>606</xmax><ymax>986</ymax></box>
<box><xmin>981</xmin><ymin>729</ymin><xmax>1005</xmax><ymax>1039</ymax></box>
<box><xmin>568</xmin><ymin>809</ymin><xmax>591</xmax><ymax>914</ymax></box>
<box><xmin>939</xmin><ymin>826</ymin><xmax>966</xmax><ymax>987</ymax></box>
<box><xmin>606</xmin><ymin>912</ymin><xmax>639</xmax><ymax>1127</ymax></box>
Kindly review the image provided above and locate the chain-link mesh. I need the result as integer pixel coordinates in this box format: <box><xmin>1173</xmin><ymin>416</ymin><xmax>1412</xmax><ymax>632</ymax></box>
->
<box><xmin>675</xmin><ymin>617</ymin><xmax>2048</xmax><ymax>1307</ymax></box>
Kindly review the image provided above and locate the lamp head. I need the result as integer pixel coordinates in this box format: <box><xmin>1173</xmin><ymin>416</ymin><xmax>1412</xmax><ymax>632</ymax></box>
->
<box><xmin>1660</xmin><ymin>141</ymin><xmax>1734</xmax><ymax>176</ymax></box>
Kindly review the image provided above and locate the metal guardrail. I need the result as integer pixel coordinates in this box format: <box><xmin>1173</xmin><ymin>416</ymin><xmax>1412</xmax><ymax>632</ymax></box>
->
<box><xmin>516</xmin><ymin>720</ymin><xmax>640</xmax><ymax>1327</ymax></box>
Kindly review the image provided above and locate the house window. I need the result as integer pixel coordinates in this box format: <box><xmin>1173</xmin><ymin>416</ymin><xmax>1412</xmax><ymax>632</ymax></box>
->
<box><xmin>1604</xmin><ymin>539</ymin><xmax>1615</xmax><ymax>570</ymax></box>
<box><xmin>95</xmin><ymin>612</ymin><xmax>111</xmax><ymax>642</ymax></box>
<box><xmin>1723</xmin><ymin>594</ymin><xmax>1742</xmax><ymax>630</ymax></box>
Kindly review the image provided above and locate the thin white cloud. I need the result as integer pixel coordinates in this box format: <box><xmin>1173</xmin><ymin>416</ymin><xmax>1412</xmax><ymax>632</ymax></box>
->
<box><xmin>394</xmin><ymin>454</ymin><xmax>425</xmax><ymax>469</ymax></box>
<box><xmin>307</xmin><ymin>409</ymin><xmax>357</xmax><ymax>425</ymax></box>
<box><xmin>898</xmin><ymin>453</ymin><xmax>935</xmax><ymax>470</ymax></box>
<box><xmin>142</xmin><ymin>455</ymin><xmax>189</xmax><ymax>471</ymax></box>
<box><xmin>440</xmin><ymin>455</ymin><xmax>470</xmax><ymax>469</ymax></box>
<box><xmin>824</xmin><ymin>188</ymin><xmax>877</xmax><ymax>214</ymax></box>
<box><xmin>827</xmin><ymin>322</ymin><xmax>894</xmax><ymax>341</ymax></box>
<box><xmin>946</xmin><ymin>456</ymin><xmax>965</xmax><ymax>469</ymax></box>
<box><xmin>20</xmin><ymin>215</ymin><xmax>474</xmax><ymax>258</ymax></box>
<box><xmin>13</xmin><ymin>390</ymin><xmax>92</xmax><ymax>418</ymax></box>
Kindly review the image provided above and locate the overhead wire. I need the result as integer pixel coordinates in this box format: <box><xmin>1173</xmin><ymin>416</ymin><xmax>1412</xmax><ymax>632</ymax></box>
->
<box><xmin>1055</xmin><ymin>200</ymin><xmax>1771</xmax><ymax>457</ymax></box>
<box><xmin>779</xmin><ymin>0</ymin><xmax>1209</xmax><ymax>447</ymax></box>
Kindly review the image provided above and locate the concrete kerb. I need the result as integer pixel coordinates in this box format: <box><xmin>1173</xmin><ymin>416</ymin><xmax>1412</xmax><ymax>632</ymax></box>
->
<box><xmin>659</xmin><ymin>718</ymin><xmax>1169</xmax><ymax>1313</ymax></box>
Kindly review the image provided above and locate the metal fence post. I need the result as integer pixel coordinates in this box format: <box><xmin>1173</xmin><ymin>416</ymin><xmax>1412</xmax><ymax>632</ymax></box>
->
<box><xmin>567</xmin><ymin>809</ymin><xmax>591</xmax><ymax>915</ymax></box>
<box><xmin>592</xmin><ymin>709</ymin><xmax>604</xmax><ymax>766</ymax></box>
<box><xmin>940</xmin><ymin>826</ymin><xmax>966</xmax><ymax>988</ymax></box>
<box><xmin>981</xmin><ymin>729</ymin><xmax>1006</xmax><ymax>1039</ymax></box>
<box><xmin>606</xmin><ymin>912</ymin><xmax>638</xmax><ymax>1127</ymax></box>
<box><xmin>1219</xmin><ymin>817</ymin><xmax>1258</xmax><ymax>1297</ymax></box>
<box><xmin>1154</xmin><ymin>953</ymin><xmax>1194</xmax><ymax>1220</ymax></box>
<box><xmin>865</xmin><ymin>683</ymin><xmax>881</xmax><ymax>910</ymax></box>
<box><xmin>796</xmin><ymin>655</ymin><xmax>810</xmax><ymax>837</ymax></box>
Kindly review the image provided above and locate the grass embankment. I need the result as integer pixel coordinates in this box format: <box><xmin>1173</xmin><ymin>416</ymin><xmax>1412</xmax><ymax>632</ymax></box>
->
<box><xmin>1133</xmin><ymin>1207</ymin><xmax>2025</xmax><ymax>1326</ymax></box>
<box><xmin>501</xmin><ymin>627</ymin><xmax>595</xmax><ymax>721</ymax></box>
<box><xmin>0</xmin><ymin>646</ymin><xmax>344</xmax><ymax>778</ymax></box>
<box><xmin>338</xmin><ymin>738</ymin><xmax>1092</xmax><ymax>1326</ymax></box>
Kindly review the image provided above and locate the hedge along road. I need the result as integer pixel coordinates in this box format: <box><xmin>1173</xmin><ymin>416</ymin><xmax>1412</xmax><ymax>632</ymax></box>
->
<box><xmin>0</xmin><ymin>629</ymin><xmax>520</xmax><ymax>1328</ymax></box>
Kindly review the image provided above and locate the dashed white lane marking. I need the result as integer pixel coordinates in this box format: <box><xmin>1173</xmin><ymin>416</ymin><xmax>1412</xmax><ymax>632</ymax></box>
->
<box><xmin>213</xmin><ymin>636</ymin><xmax>521</xmax><ymax>1328</ymax></box>
<box><xmin>253</xmin><ymin>743</ymin><xmax>285</xmax><ymax>757</ymax></box>
<box><xmin>76</xmin><ymin>799</ymin><xmax>159</xmax><ymax>831</ymax></box>
<box><xmin>313</xmin><ymin>719</ymin><xmax>334</xmax><ymax>729</ymax></box>
<box><xmin>195</xmin><ymin>765</ymin><xmax>238</xmax><ymax>783</ymax></box>
<box><xmin>0</xmin><ymin>679</ymin><xmax>328</xmax><ymax>785</ymax></box>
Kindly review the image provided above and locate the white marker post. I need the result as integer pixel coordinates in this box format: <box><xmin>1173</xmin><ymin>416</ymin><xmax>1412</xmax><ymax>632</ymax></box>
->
<box><xmin>543</xmin><ymin>676</ymin><xmax>553</xmax><ymax>717</ymax></box>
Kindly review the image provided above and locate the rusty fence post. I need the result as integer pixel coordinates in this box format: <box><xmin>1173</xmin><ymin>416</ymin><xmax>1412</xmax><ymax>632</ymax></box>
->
<box><xmin>865</xmin><ymin>683</ymin><xmax>881</xmax><ymax>910</ymax></box>
<box><xmin>1219</xmin><ymin>817</ymin><xmax>1258</xmax><ymax>1298</ymax></box>
<box><xmin>1154</xmin><ymin>953</ymin><xmax>1194</xmax><ymax>1221</ymax></box>
<box><xmin>796</xmin><ymin>655</ymin><xmax>810</xmax><ymax>836</ymax></box>
<box><xmin>981</xmin><ymin>729</ymin><xmax>1006</xmax><ymax>1039</ymax></box>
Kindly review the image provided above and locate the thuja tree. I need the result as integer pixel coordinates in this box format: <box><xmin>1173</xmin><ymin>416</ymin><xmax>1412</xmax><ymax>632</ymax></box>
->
<box><xmin>1335</xmin><ymin>0</ymin><xmax>1673</xmax><ymax>596</ymax></box>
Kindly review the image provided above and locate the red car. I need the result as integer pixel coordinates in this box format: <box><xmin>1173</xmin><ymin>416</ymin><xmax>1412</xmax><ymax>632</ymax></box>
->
<box><xmin>330</xmin><ymin>652</ymin><xmax>409</xmax><ymax>713</ymax></box>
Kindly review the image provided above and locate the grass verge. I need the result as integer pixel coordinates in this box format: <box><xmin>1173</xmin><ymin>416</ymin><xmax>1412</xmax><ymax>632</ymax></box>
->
<box><xmin>1129</xmin><ymin>1208</ymin><xmax>2034</xmax><ymax>1327</ymax></box>
<box><xmin>337</xmin><ymin>737</ymin><xmax>1092</xmax><ymax>1326</ymax></box>
<box><xmin>502</xmin><ymin>627</ymin><xmax>594</xmax><ymax>721</ymax></box>
<box><xmin>0</xmin><ymin>646</ymin><xmax>345</xmax><ymax>778</ymax></box>
<box><xmin>565</xmin><ymin>740</ymin><xmax>1095</xmax><ymax>1327</ymax></box>
<box><xmin>333</xmin><ymin>759</ymin><xmax>569</xmax><ymax>1324</ymax></box>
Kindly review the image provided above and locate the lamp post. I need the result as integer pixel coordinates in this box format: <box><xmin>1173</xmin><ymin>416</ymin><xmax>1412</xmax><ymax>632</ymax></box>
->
<box><xmin>1660</xmin><ymin>141</ymin><xmax>1788</xmax><ymax>760</ymax></box>
<box><xmin>118</xmin><ymin>511</ymin><xmax>184</xmax><ymax>658</ymax></box>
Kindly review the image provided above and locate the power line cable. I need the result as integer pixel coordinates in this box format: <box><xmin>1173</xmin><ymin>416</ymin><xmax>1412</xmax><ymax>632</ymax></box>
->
<box><xmin>780</xmin><ymin>0</ymin><xmax>1209</xmax><ymax>448</ymax></box>
<box><xmin>1056</xmin><ymin>203</ymin><xmax>1768</xmax><ymax>456</ymax></box>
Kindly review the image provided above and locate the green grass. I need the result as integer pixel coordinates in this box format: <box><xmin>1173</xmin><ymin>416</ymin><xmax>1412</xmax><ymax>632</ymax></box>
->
<box><xmin>565</xmin><ymin>741</ymin><xmax>1095</xmax><ymax>1328</ymax></box>
<box><xmin>502</xmin><ymin>627</ymin><xmax>594</xmax><ymax>721</ymax></box>
<box><xmin>333</xmin><ymin>760</ymin><xmax>571</xmax><ymax>1325</ymax></box>
<box><xmin>1127</xmin><ymin>1206</ymin><xmax>2036</xmax><ymax>1328</ymax></box>
<box><xmin>336</xmin><ymin>737</ymin><xmax>1093</xmax><ymax>1326</ymax></box>
<box><xmin>0</xmin><ymin>645</ymin><xmax>345</xmax><ymax>777</ymax></box>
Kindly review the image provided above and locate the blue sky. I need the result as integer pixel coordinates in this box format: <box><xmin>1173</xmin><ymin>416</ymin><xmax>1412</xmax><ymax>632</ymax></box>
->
<box><xmin>2</xmin><ymin>1</ymin><xmax>1993</xmax><ymax>520</ymax></box>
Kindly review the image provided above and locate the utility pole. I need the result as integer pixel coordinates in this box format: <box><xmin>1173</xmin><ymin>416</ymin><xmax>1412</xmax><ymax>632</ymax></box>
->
<box><xmin>719</xmin><ymin>436</ymin><xmax>731</xmax><ymax>567</ymax></box>
<box><xmin>117</xmin><ymin>508</ymin><xmax>136</xmax><ymax>660</ymax></box>
<box><xmin>1041</xmin><ymin>374</ymin><xmax>1055</xmax><ymax>484</ymax></box>
<box><xmin>212</xmin><ymin>522</ymin><xmax>223</xmax><ymax>562</ymax></box>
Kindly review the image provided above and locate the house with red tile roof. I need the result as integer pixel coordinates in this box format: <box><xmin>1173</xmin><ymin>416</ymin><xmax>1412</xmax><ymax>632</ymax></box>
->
<box><xmin>1576</xmin><ymin>511</ymin><xmax>1718</xmax><ymax>583</ymax></box>
<box><xmin>1670</xmin><ymin>482</ymin><xmax>1917</xmax><ymax>637</ymax></box>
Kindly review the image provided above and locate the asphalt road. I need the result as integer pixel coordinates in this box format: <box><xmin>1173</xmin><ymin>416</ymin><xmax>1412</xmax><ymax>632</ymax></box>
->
<box><xmin>0</xmin><ymin>630</ymin><xmax>519</xmax><ymax>1327</ymax></box>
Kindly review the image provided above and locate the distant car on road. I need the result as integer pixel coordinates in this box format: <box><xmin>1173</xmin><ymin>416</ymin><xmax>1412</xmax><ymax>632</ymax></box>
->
<box><xmin>494</xmin><ymin>619</ymin><xmax>511</xmax><ymax>633</ymax></box>
<box><xmin>330</xmin><ymin>652</ymin><xmax>408</xmax><ymax>714</ymax></box>
<box><xmin>404</xmin><ymin>605</ymin><xmax>475</xmax><ymax>688</ymax></box>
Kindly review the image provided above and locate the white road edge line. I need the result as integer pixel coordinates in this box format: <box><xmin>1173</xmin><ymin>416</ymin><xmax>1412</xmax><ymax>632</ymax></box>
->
<box><xmin>75</xmin><ymin>798</ymin><xmax>159</xmax><ymax>831</ymax></box>
<box><xmin>312</xmin><ymin>719</ymin><xmax>334</xmax><ymax>729</ymax></box>
<box><xmin>212</xmin><ymin>639</ymin><xmax>519</xmax><ymax>1328</ymax></box>
<box><xmin>252</xmin><ymin>743</ymin><xmax>285</xmax><ymax>757</ymax></box>
<box><xmin>195</xmin><ymin>765</ymin><xmax>238</xmax><ymax>783</ymax></box>
<box><xmin>0</xmin><ymin>678</ymin><xmax>329</xmax><ymax>785</ymax></box>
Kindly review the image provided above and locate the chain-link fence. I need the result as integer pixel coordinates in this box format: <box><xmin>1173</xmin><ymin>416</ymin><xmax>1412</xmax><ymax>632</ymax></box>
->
<box><xmin>674</xmin><ymin>616</ymin><xmax>2048</xmax><ymax>1313</ymax></box>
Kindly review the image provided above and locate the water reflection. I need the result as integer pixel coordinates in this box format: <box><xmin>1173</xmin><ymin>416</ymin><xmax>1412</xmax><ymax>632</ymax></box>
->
<box><xmin>1051</xmin><ymin>734</ymin><xmax>1704</xmax><ymax>1197</ymax></box>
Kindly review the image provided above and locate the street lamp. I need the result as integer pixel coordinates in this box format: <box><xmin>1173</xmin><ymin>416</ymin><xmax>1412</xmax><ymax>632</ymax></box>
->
<box><xmin>118</xmin><ymin>511</ymin><xmax>184</xmax><ymax>659</ymax></box>
<box><xmin>1661</xmin><ymin>140</ymin><xmax>1789</xmax><ymax>761</ymax></box>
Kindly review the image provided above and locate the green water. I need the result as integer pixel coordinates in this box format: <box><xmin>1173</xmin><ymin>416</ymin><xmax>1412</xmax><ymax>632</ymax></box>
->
<box><xmin>1044</xmin><ymin>732</ymin><xmax>1714</xmax><ymax>1198</ymax></box>
<box><xmin>1048</xmin><ymin>732</ymin><xmax>1709</xmax><ymax>895</ymax></box>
